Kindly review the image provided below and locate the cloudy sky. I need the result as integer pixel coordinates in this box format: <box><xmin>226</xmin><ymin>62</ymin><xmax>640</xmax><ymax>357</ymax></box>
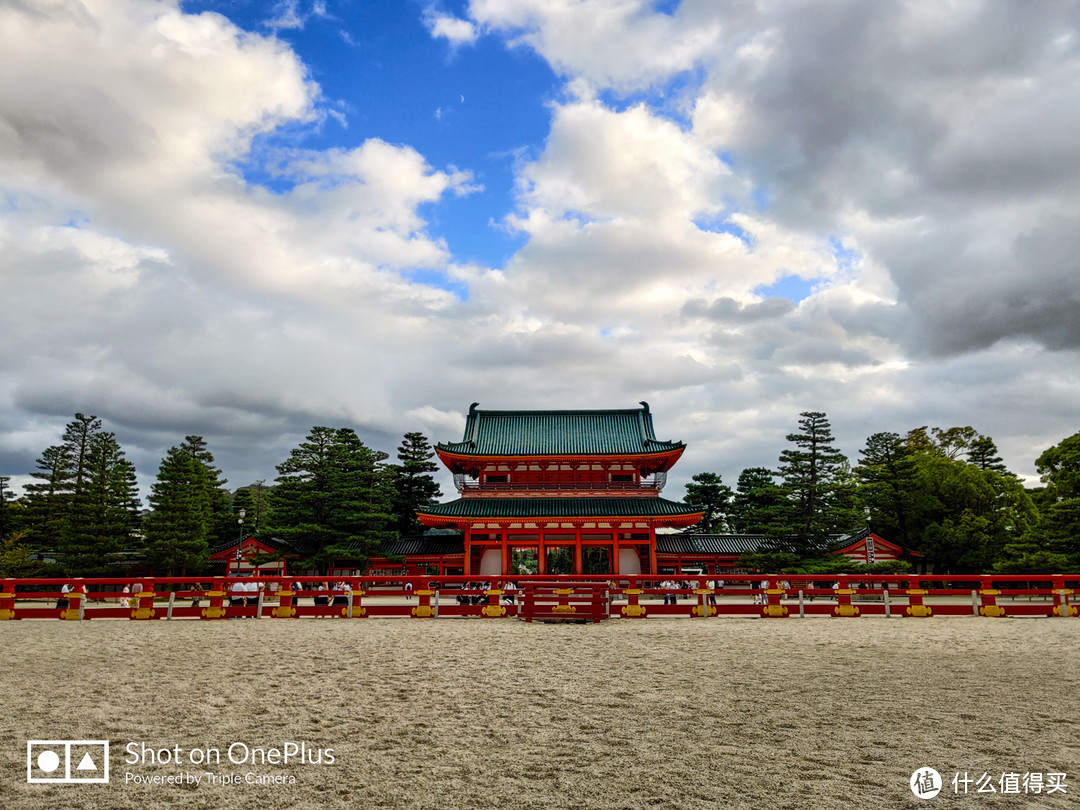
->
<box><xmin>2</xmin><ymin>0</ymin><xmax>1078</xmax><ymax>501</ymax></box>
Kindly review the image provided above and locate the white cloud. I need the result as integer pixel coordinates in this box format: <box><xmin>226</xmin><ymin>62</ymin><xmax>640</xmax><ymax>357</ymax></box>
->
<box><xmin>3</xmin><ymin>0</ymin><xmax>1079</xmax><ymax>503</ymax></box>
<box><xmin>423</xmin><ymin>8</ymin><xmax>479</xmax><ymax>47</ymax></box>
<box><xmin>467</xmin><ymin>0</ymin><xmax>721</xmax><ymax>92</ymax></box>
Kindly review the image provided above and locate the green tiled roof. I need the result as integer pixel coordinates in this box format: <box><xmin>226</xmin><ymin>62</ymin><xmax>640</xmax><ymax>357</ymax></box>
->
<box><xmin>658</xmin><ymin>530</ymin><xmax>873</xmax><ymax>556</ymax></box>
<box><xmin>656</xmin><ymin>534</ymin><xmax>771</xmax><ymax>555</ymax></box>
<box><xmin>418</xmin><ymin>497</ymin><xmax>703</xmax><ymax>520</ymax></box>
<box><xmin>370</xmin><ymin>536</ymin><xmax>465</xmax><ymax>556</ymax></box>
<box><xmin>437</xmin><ymin>402</ymin><xmax>684</xmax><ymax>456</ymax></box>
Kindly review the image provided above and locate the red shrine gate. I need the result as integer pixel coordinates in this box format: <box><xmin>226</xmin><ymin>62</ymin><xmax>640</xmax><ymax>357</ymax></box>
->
<box><xmin>416</xmin><ymin>403</ymin><xmax>704</xmax><ymax>576</ymax></box>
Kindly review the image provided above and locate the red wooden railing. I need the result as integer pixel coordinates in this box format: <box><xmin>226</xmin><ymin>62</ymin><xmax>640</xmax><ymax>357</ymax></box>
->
<box><xmin>0</xmin><ymin>574</ymin><xmax>1077</xmax><ymax>621</ymax></box>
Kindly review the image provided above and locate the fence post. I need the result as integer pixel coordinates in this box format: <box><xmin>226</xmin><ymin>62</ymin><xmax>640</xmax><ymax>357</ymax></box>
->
<box><xmin>131</xmin><ymin>587</ymin><xmax>156</xmax><ymax>620</ymax></box>
<box><xmin>883</xmin><ymin>586</ymin><xmax>891</xmax><ymax>618</ymax></box>
<box><xmin>977</xmin><ymin>577</ymin><xmax>1007</xmax><ymax>617</ymax></box>
<box><xmin>412</xmin><ymin>588</ymin><xmax>436</xmax><ymax>618</ymax></box>
<box><xmin>346</xmin><ymin>584</ymin><xmax>367</xmax><ymax>618</ymax></box>
<box><xmin>201</xmin><ymin>578</ymin><xmax>228</xmax><ymax>620</ymax></box>
<box><xmin>0</xmin><ymin>588</ymin><xmax>16</xmax><ymax>621</ymax></box>
<box><xmin>905</xmin><ymin>577</ymin><xmax>933</xmax><ymax>618</ymax></box>
<box><xmin>167</xmin><ymin>590</ymin><xmax>176</xmax><ymax>620</ymax></box>
<box><xmin>833</xmin><ymin>576</ymin><xmax>860</xmax><ymax>617</ymax></box>
<box><xmin>620</xmin><ymin>586</ymin><xmax>647</xmax><ymax>618</ymax></box>
<box><xmin>273</xmin><ymin>589</ymin><xmax>297</xmax><ymax>618</ymax></box>
<box><xmin>1051</xmin><ymin>576</ymin><xmax>1077</xmax><ymax>617</ymax></box>
<box><xmin>520</xmin><ymin>583</ymin><xmax>535</xmax><ymax>623</ymax></box>
<box><xmin>692</xmin><ymin>586</ymin><xmax>716</xmax><ymax>618</ymax></box>
<box><xmin>762</xmin><ymin>578</ymin><xmax>789</xmax><ymax>618</ymax></box>
<box><xmin>481</xmin><ymin>587</ymin><xmax>507</xmax><ymax>618</ymax></box>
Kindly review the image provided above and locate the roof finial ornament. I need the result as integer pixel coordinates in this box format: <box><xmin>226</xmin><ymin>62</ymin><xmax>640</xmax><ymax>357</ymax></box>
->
<box><xmin>639</xmin><ymin>400</ymin><xmax>650</xmax><ymax>414</ymax></box>
<box><xmin>468</xmin><ymin>402</ymin><xmax>479</xmax><ymax>416</ymax></box>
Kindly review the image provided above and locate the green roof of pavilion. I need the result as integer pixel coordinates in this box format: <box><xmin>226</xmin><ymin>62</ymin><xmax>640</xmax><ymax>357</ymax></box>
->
<box><xmin>417</xmin><ymin>497</ymin><xmax>703</xmax><ymax>520</ymax></box>
<box><xmin>437</xmin><ymin>402</ymin><xmax>684</xmax><ymax>457</ymax></box>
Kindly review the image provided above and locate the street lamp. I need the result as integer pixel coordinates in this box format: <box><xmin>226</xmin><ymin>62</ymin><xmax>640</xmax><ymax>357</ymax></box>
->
<box><xmin>236</xmin><ymin>509</ymin><xmax>246</xmax><ymax>575</ymax></box>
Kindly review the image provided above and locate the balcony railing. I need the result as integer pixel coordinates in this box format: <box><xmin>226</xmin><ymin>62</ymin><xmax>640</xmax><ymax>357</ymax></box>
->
<box><xmin>454</xmin><ymin>471</ymin><xmax>667</xmax><ymax>494</ymax></box>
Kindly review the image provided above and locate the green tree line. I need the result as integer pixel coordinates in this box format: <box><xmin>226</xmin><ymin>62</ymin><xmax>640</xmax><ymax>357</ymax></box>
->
<box><xmin>682</xmin><ymin>411</ymin><xmax>1079</xmax><ymax>574</ymax></box>
<box><xmin>0</xmin><ymin>416</ymin><xmax>441</xmax><ymax>577</ymax></box>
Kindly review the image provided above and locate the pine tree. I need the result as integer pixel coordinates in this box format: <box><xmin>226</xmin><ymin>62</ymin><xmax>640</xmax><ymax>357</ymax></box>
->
<box><xmin>855</xmin><ymin>432</ymin><xmax>919</xmax><ymax>556</ymax></box>
<box><xmin>967</xmin><ymin>435</ymin><xmax>1010</xmax><ymax>473</ymax></box>
<box><xmin>58</xmin><ymin>431</ymin><xmax>140</xmax><ymax>574</ymax></box>
<box><xmin>179</xmin><ymin>436</ymin><xmax>234</xmax><ymax>547</ymax></box>
<box><xmin>682</xmin><ymin>472</ymin><xmax>732</xmax><ymax>533</ymax></box>
<box><xmin>232</xmin><ymin>480</ymin><xmax>272</xmax><ymax>537</ymax></box>
<box><xmin>775</xmin><ymin>411</ymin><xmax>855</xmax><ymax>556</ymax></box>
<box><xmin>269</xmin><ymin>427</ymin><xmax>396</xmax><ymax>573</ymax></box>
<box><xmin>728</xmin><ymin>467</ymin><xmax>786</xmax><ymax>534</ymax></box>
<box><xmin>23</xmin><ymin>444</ymin><xmax>75</xmax><ymax>553</ymax></box>
<box><xmin>143</xmin><ymin>446</ymin><xmax>214</xmax><ymax>576</ymax></box>
<box><xmin>22</xmin><ymin>413</ymin><xmax>113</xmax><ymax>561</ymax></box>
<box><xmin>0</xmin><ymin>475</ymin><xmax>19</xmax><ymax>539</ymax></box>
<box><xmin>391</xmin><ymin>432</ymin><xmax>442</xmax><ymax>536</ymax></box>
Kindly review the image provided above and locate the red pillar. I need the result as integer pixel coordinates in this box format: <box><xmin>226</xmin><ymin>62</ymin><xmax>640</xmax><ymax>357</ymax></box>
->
<box><xmin>574</xmin><ymin>527</ymin><xmax>583</xmax><ymax>575</ymax></box>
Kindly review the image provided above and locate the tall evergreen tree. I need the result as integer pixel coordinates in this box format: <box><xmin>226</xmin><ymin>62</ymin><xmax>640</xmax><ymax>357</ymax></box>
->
<box><xmin>179</xmin><ymin>436</ymin><xmax>234</xmax><ymax>547</ymax></box>
<box><xmin>967</xmin><ymin>435</ymin><xmax>1010</xmax><ymax>474</ymax></box>
<box><xmin>0</xmin><ymin>475</ymin><xmax>18</xmax><ymax>539</ymax></box>
<box><xmin>855</xmin><ymin>432</ymin><xmax>919</xmax><ymax>556</ymax></box>
<box><xmin>23</xmin><ymin>443</ymin><xmax>76</xmax><ymax>553</ymax></box>
<box><xmin>775</xmin><ymin>411</ymin><xmax>856</xmax><ymax>555</ymax></box>
<box><xmin>269</xmin><ymin>427</ymin><xmax>396</xmax><ymax>573</ymax></box>
<box><xmin>58</xmin><ymin>431</ymin><xmax>140</xmax><ymax>574</ymax></box>
<box><xmin>391</xmin><ymin>432</ymin><xmax>442</xmax><ymax>536</ymax></box>
<box><xmin>22</xmin><ymin>413</ymin><xmax>110</xmax><ymax>559</ymax></box>
<box><xmin>143</xmin><ymin>446</ymin><xmax>214</xmax><ymax>576</ymax></box>
<box><xmin>728</xmin><ymin>467</ymin><xmax>786</xmax><ymax>534</ymax></box>
<box><xmin>232</xmin><ymin>480</ymin><xmax>272</xmax><ymax>537</ymax></box>
<box><xmin>682</xmin><ymin>472</ymin><xmax>732</xmax><ymax>533</ymax></box>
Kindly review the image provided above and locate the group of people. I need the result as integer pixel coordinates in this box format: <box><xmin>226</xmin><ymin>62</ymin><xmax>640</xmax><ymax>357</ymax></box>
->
<box><xmin>229</xmin><ymin>578</ymin><xmax>264</xmax><ymax>613</ymax></box>
<box><xmin>451</xmin><ymin>581</ymin><xmax>518</xmax><ymax>605</ymax></box>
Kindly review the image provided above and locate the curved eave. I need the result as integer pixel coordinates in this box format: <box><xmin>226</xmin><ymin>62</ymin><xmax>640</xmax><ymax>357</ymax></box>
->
<box><xmin>417</xmin><ymin>512</ymin><xmax>705</xmax><ymax>530</ymax></box>
<box><xmin>435</xmin><ymin>446</ymin><xmax>686</xmax><ymax>475</ymax></box>
<box><xmin>416</xmin><ymin>498</ymin><xmax>705</xmax><ymax>530</ymax></box>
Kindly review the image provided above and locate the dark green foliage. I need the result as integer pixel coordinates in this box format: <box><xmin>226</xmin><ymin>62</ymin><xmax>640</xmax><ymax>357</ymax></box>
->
<box><xmin>910</xmin><ymin>454</ymin><xmax>1037</xmax><ymax>573</ymax></box>
<box><xmin>23</xmin><ymin>443</ymin><xmax>77</xmax><ymax>553</ymax></box>
<box><xmin>855</xmin><ymin>432</ymin><xmax>918</xmax><ymax>556</ymax></box>
<box><xmin>728</xmin><ymin>467</ymin><xmax>787</xmax><ymax>534</ymax></box>
<box><xmin>269</xmin><ymin>427</ymin><xmax>396</xmax><ymax>573</ymax></box>
<box><xmin>179</xmin><ymin>436</ymin><xmax>234</xmax><ymax>547</ymax></box>
<box><xmin>232</xmin><ymin>480</ymin><xmax>272</xmax><ymax>537</ymax></box>
<box><xmin>58</xmin><ymin>431</ymin><xmax>140</xmax><ymax>575</ymax></box>
<box><xmin>737</xmin><ymin>550</ymin><xmax>911</xmax><ymax>575</ymax></box>
<box><xmin>682</xmin><ymin>472</ymin><xmax>732</xmax><ymax>533</ymax></box>
<box><xmin>774</xmin><ymin>412</ymin><xmax>860</xmax><ymax>555</ymax></box>
<box><xmin>143</xmin><ymin>446</ymin><xmax>214</xmax><ymax>576</ymax></box>
<box><xmin>996</xmin><ymin>431</ymin><xmax>1080</xmax><ymax>572</ymax></box>
<box><xmin>390</xmin><ymin>432</ymin><xmax>442</xmax><ymax>536</ymax></box>
<box><xmin>967</xmin><ymin>436</ymin><xmax>1010</xmax><ymax>473</ymax></box>
<box><xmin>0</xmin><ymin>476</ymin><xmax>18</xmax><ymax>539</ymax></box>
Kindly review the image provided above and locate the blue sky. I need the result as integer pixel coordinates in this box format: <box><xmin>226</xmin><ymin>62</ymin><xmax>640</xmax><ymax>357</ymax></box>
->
<box><xmin>190</xmin><ymin>0</ymin><xmax>555</xmax><ymax>269</ymax></box>
<box><xmin>2</xmin><ymin>0</ymin><xmax>1079</xmax><ymax>497</ymax></box>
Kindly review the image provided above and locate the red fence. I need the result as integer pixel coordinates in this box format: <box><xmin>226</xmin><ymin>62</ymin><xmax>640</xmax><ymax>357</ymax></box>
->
<box><xmin>1</xmin><ymin>574</ymin><xmax>1078</xmax><ymax>622</ymax></box>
